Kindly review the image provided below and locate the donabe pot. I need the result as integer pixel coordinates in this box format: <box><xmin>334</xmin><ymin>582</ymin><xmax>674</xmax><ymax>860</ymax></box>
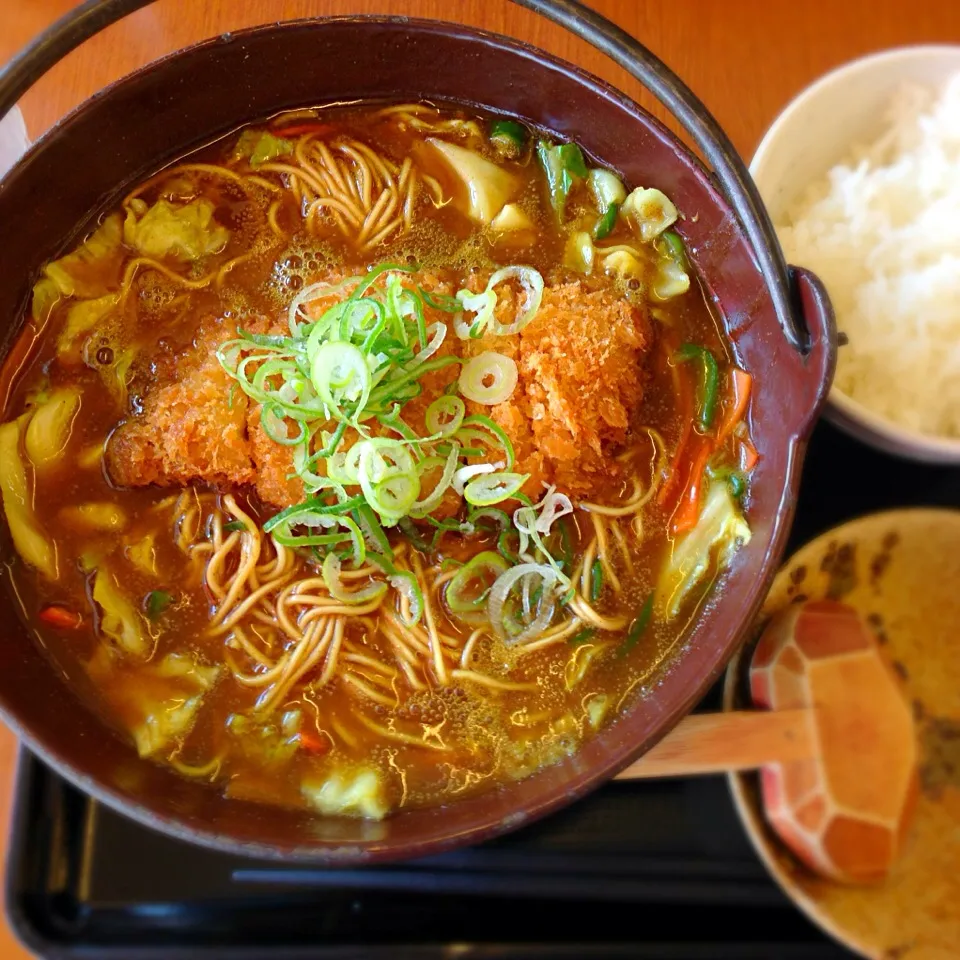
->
<box><xmin>0</xmin><ymin>15</ymin><xmax>834</xmax><ymax>863</ymax></box>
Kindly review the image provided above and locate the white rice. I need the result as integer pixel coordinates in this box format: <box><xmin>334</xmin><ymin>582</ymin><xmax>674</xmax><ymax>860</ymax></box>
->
<box><xmin>776</xmin><ymin>74</ymin><xmax>960</xmax><ymax>437</ymax></box>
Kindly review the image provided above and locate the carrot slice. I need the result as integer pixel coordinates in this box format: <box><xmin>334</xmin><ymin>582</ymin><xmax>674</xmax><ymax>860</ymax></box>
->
<box><xmin>716</xmin><ymin>368</ymin><xmax>753</xmax><ymax>447</ymax></box>
<box><xmin>299</xmin><ymin>729</ymin><xmax>331</xmax><ymax>756</ymax></box>
<box><xmin>38</xmin><ymin>605</ymin><xmax>82</xmax><ymax>630</ymax></box>
<box><xmin>670</xmin><ymin>437</ymin><xmax>713</xmax><ymax>535</ymax></box>
<box><xmin>740</xmin><ymin>436</ymin><xmax>760</xmax><ymax>472</ymax></box>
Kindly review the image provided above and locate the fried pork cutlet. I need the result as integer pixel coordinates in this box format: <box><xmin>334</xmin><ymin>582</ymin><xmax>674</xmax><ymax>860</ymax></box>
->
<box><xmin>106</xmin><ymin>273</ymin><xmax>652</xmax><ymax>510</ymax></box>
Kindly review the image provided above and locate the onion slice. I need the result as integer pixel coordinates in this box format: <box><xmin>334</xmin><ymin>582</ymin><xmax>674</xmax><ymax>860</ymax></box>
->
<box><xmin>487</xmin><ymin>562</ymin><xmax>561</xmax><ymax>643</ymax></box>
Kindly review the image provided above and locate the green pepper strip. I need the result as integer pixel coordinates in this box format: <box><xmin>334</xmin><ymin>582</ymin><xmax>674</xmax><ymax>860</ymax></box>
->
<box><xmin>592</xmin><ymin>201</ymin><xmax>619</xmax><ymax>240</ymax></box>
<box><xmin>618</xmin><ymin>593</ymin><xmax>654</xmax><ymax>658</ymax></box>
<box><xmin>676</xmin><ymin>343</ymin><xmax>719</xmax><ymax>432</ymax></box>
<box><xmin>145</xmin><ymin>590</ymin><xmax>173</xmax><ymax>619</ymax></box>
<box><xmin>590</xmin><ymin>559</ymin><xmax>604</xmax><ymax>602</ymax></box>
<box><xmin>222</xmin><ymin>519</ymin><xmax>246</xmax><ymax>533</ymax></box>
<box><xmin>536</xmin><ymin>140</ymin><xmax>587</xmax><ymax>220</ymax></box>
<box><xmin>706</xmin><ymin>462</ymin><xmax>747</xmax><ymax>500</ymax></box>
<box><xmin>490</xmin><ymin>119</ymin><xmax>528</xmax><ymax>152</ymax></box>
<box><xmin>660</xmin><ymin>230</ymin><xmax>686</xmax><ymax>265</ymax></box>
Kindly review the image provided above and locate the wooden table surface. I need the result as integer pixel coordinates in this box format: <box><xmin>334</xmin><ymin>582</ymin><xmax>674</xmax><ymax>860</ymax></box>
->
<box><xmin>1</xmin><ymin>1</ymin><xmax>959</xmax><ymax>955</ymax></box>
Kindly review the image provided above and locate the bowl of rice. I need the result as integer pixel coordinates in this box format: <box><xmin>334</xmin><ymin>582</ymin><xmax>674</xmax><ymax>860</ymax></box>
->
<box><xmin>751</xmin><ymin>45</ymin><xmax>960</xmax><ymax>462</ymax></box>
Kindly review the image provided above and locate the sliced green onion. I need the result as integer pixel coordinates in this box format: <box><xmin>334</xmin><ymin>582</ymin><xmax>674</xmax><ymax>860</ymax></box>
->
<box><xmin>356</xmin><ymin>438</ymin><xmax>420</xmax><ymax>524</ymax></box>
<box><xmin>454</xmin><ymin>287</ymin><xmax>496</xmax><ymax>339</ymax></box>
<box><xmin>397</xmin><ymin>516</ymin><xmax>432</xmax><ymax>553</ymax></box>
<box><xmin>222</xmin><ymin>519</ymin><xmax>246</xmax><ymax>533</ymax></box>
<box><xmin>263</xmin><ymin>490</ymin><xmax>359</xmax><ymax>534</ymax></box>
<box><xmin>497</xmin><ymin>529</ymin><xmax>520</xmax><ymax>564</ymax></box>
<box><xmin>309</xmin><ymin>340</ymin><xmax>371</xmax><ymax>419</ymax></box>
<box><xmin>590</xmin><ymin>559</ymin><xmax>604</xmax><ymax>602</ymax></box>
<box><xmin>391</xmin><ymin>571</ymin><xmax>423</xmax><ymax>626</ymax></box>
<box><xmin>260</xmin><ymin>402</ymin><xmax>308</xmax><ymax>446</ymax></box>
<box><xmin>467</xmin><ymin>506</ymin><xmax>511</xmax><ymax>533</ymax></box>
<box><xmin>419</xmin><ymin>287</ymin><xmax>461</xmax><ymax>313</ymax></box>
<box><xmin>459</xmin><ymin>351</ymin><xmax>518</xmax><ymax>405</ymax></box>
<box><xmin>464</xmin><ymin>471</ymin><xmax>529</xmax><ymax>506</ymax></box>
<box><xmin>445</xmin><ymin>551</ymin><xmax>509</xmax><ymax>614</ymax></box>
<box><xmin>675</xmin><ymin>343</ymin><xmax>719</xmax><ymax>431</ymax></box>
<box><xmin>425</xmin><ymin>395</ymin><xmax>465</xmax><ymax>438</ymax></box>
<box><xmin>409</xmin><ymin>443</ymin><xmax>460</xmax><ymax>517</ymax></box>
<box><xmin>272</xmin><ymin>512</ymin><xmax>365</xmax><ymax>565</ymax></box>
<box><xmin>353</xmin><ymin>504</ymin><xmax>393</xmax><ymax>559</ymax></box>
<box><xmin>618</xmin><ymin>593</ymin><xmax>654</xmax><ymax>657</ymax></box>
<box><xmin>322</xmin><ymin>552</ymin><xmax>387</xmax><ymax>604</ymax></box>
<box><xmin>454</xmin><ymin>462</ymin><xmax>499</xmax><ymax>496</ymax></box>
<box><xmin>553</xmin><ymin>520</ymin><xmax>572</xmax><ymax>573</ymax></box>
<box><xmin>459</xmin><ymin>414</ymin><xmax>516</xmax><ymax>469</ymax></box>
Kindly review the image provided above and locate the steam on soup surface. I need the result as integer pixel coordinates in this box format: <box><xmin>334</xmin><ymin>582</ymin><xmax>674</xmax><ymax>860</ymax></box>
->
<box><xmin>0</xmin><ymin>103</ymin><xmax>754</xmax><ymax>818</ymax></box>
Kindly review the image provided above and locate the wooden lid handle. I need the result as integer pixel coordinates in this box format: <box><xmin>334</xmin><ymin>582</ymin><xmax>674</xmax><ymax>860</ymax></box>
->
<box><xmin>614</xmin><ymin>708</ymin><xmax>816</xmax><ymax>779</ymax></box>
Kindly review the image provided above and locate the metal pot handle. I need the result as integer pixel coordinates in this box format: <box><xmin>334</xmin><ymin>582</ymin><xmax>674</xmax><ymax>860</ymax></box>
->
<box><xmin>0</xmin><ymin>0</ymin><xmax>817</xmax><ymax>357</ymax></box>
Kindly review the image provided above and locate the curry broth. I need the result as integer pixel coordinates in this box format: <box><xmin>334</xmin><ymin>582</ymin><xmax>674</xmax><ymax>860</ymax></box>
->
<box><xmin>1</xmin><ymin>103</ymin><xmax>748</xmax><ymax>817</ymax></box>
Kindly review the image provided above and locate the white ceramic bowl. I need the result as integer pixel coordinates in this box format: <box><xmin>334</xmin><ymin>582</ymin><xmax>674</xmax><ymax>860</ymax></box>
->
<box><xmin>750</xmin><ymin>45</ymin><xmax>960</xmax><ymax>463</ymax></box>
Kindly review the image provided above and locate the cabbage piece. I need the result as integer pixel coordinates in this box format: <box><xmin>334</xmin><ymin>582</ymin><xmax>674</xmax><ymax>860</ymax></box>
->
<box><xmin>123</xmin><ymin>198</ymin><xmax>230</xmax><ymax>262</ymax></box>
<box><xmin>99</xmin><ymin>346</ymin><xmax>137</xmax><ymax>408</ymax></box>
<box><xmin>83</xmin><ymin>558</ymin><xmax>148</xmax><ymax>657</ymax></box>
<box><xmin>234</xmin><ymin>128</ymin><xmax>293</xmax><ymax>167</ymax></box>
<box><xmin>564</xmin><ymin>231</ymin><xmax>595</xmax><ymax>275</ymax></box>
<box><xmin>31</xmin><ymin>278</ymin><xmax>62</xmax><ymax>326</ymax></box>
<box><xmin>39</xmin><ymin>214</ymin><xmax>125</xmax><ymax>302</ymax></box>
<box><xmin>652</xmin><ymin>259</ymin><xmax>690</xmax><ymax>300</ymax></box>
<box><xmin>622</xmin><ymin>187</ymin><xmax>679</xmax><ymax>242</ymax></box>
<box><xmin>602</xmin><ymin>249</ymin><xmax>644</xmax><ymax>281</ymax></box>
<box><xmin>490</xmin><ymin>203</ymin><xmax>534</xmax><ymax>234</ymax></box>
<box><xmin>24</xmin><ymin>387</ymin><xmax>81</xmax><ymax>469</ymax></box>
<box><xmin>125</xmin><ymin>534</ymin><xmax>158</xmax><ymax>576</ymax></box>
<box><xmin>0</xmin><ymin>416</ymin><xmax>56</xmax><ymax>579</ymax></box>
<box><xmin>302</xmin><ymin>768</ymin><xmax>388</xmax><ymax>820</ymax></box>
<box><xmin>88</xmin><ymin>649</ymin><xmax>220</xmax><ymax>758</ymax></box>
<box><xmin>656</xmin><ymin>481</ymin><xmax>751</xmax><ymax>620</ymax></box>
<box><xmin>60</xmin><ymin>503</ymin><xmax>128</xmax><ymax>533</ymax></box>
<box><xmin>226</xmin><ymin>710</ymin><xmax>301</xmax><ymax>767</ymax></box>
<box><xmin>425</xmin><ymin>138</ymin><xmax>519</xmax><ymax>224</ymax></box>
<box><xmin>57</xmin><ymin>293</ymin><xmax>120</xmax><ymax>359</ymax></box>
